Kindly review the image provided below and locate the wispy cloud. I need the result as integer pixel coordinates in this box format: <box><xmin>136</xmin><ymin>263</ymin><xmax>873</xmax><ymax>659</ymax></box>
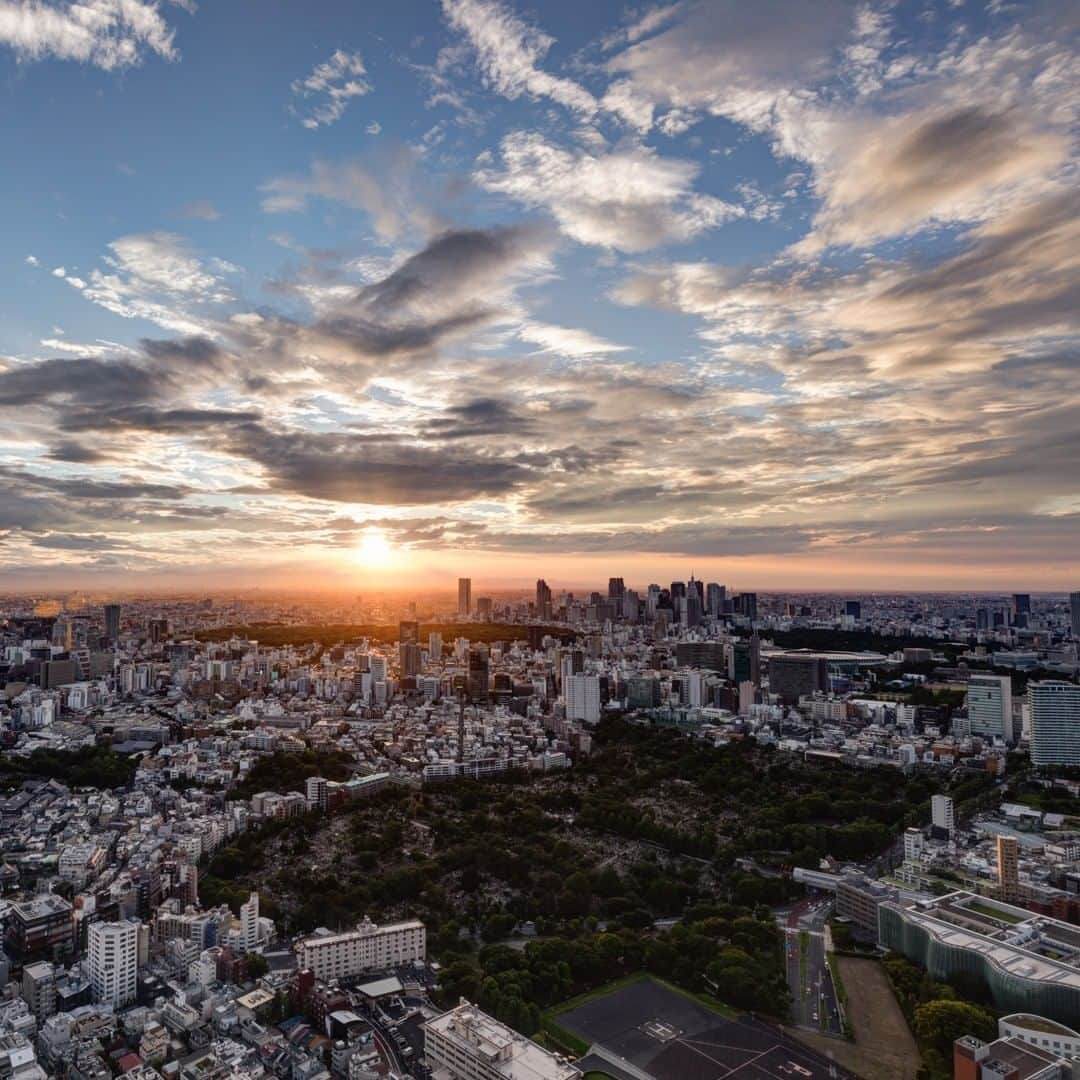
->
<box><xmin>290</xmin><ymin>49</ymin><xmax>371</xmax><ymax>129</ymax></box>
<box><xmin>0</xmin><ymin>0</ymin><xmax>186</xmax><ymax>69</ymax></box>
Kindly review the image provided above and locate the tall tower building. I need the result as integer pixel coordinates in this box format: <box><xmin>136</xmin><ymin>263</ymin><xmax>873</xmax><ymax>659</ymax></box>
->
<box><xmin>966</xmin><ymin>673</ymin><xmax>1013</xmax><ymax>742</ymax></box>
<box><xmin>1030</xmin><ymin>682</ymin><xmax>1080</xmax><ymax>766</ymax></box>
<box><xmin>535</xmin><ymin>579</ymin><xmax>552</xmax><ymax>620</ymax></box>
<box><xmin>240</xmin><ymin>892</ymin><xmax>260</xmax><ymax>952</ymax></box>
<box><xmin>88</xmin><ymin>921</ymin><xmax>139</xmax><ymax>1008</ymax></box>
<box><xmin>104</xmin><ymin>603</ymin><xmax>121</xmax><ymax>642</ymax></box>
<box><xmin>1070</xmin><ymin>592</ymin><xmax>1080</xmax><ymax>640</ymax></box>
<box><xmin>931</xmin><ymin>794</ymin><xmax>955</xmax><ymax>839</ymax></box>
<box><xmin>565</xmin><ymin>674</ymin><xmax>601</xmax><ymax>724</ymax></box>
<box><xmin>457</xmin><ymin>578</ymin><xmax>471</xmax><ymax>618</ymax></box>
<box><xmin>996</xmin><ymin>835</ymin><xmax>1020</xmax><ymax>902</ymax></box>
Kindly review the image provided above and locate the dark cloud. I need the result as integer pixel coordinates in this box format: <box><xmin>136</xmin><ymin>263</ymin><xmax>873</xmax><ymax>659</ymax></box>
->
<box><xmin>0</xmin><ymin>357</ymin><xmax>159</xmax><ymax>408</ymax></box>
<box><xmin>421</xmin><ymin>397</ymin><xmax>537</xmax><ymax>440</ymax></box>
<box><xmin>219</xmin><ymin>422</ymin><xmax>529</xmax><ymax>504</ymax></box>
<box><xmin>60</xmin><ymin>404</ymin><xmax>262</xmax><ymax>435</ymax></box>
<box><xmin>45</xmin><ymin>440</ymin><xmax>112</xmax><ymax>464</ymax></box>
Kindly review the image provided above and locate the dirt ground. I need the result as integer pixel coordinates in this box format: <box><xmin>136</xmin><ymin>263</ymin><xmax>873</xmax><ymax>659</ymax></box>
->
<box><xmin>794</xmin><ymin>956</ymin><xmax>921</xmax><ymax>1080</ymax></box>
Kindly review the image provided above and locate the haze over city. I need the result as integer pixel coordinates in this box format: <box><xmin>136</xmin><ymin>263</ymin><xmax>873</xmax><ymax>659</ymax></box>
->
<box><xmin>2</xmin><ymin>0</ymin><xmax>1077</xmax><ymax>592</ymax></box>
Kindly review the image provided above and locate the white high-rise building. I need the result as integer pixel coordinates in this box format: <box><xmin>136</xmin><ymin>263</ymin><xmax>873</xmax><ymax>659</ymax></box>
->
<box><xmin>565</xmin><ymin>674</ymin><xmax>600</xmax><ymax>724</ymax></box>
<box><xmin>1030</xmin><ymin>681</ymin><xmax>1080</xmax><ymax>766</ymax></box>
<box><xmin>931</xmin><ymin>794</ymin><xmax>955</xmax><ymax>838</ymax></box>
<box><xmin>239</xmin><ymin>892</ymin><xmax>260</xmax><ymax>952</ymax></box>
<box><xmin>966</xmin><ymin>673</ymin><xmax>1013</xmax><ymax>742</ymax></box>
<box><xmin>903</xmin><ymin>827</ymin><xmax>924</xmax><ymax>863</ymax></box>
<box><xmin>88</xmin><ymin>921</ymin><xmax>139</xmax><ymax>1008</ymax></box>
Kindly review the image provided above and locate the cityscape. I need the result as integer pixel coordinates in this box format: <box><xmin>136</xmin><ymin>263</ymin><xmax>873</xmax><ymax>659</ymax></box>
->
<box><xmin>2</xmin><ymin>0</ymin><xmax>1079</xmax><ymax>1079</ymax></box>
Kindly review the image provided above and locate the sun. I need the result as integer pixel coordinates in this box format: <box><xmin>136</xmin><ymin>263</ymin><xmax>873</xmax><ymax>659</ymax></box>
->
<box><xmin>354</xmin><ymin>529</ymin><xmax>395</xmax><ymax>567</ymax></box>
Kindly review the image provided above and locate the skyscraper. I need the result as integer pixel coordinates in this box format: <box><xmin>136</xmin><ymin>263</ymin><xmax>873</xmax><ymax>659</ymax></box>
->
<box><xmin>467</xmin><ymin>648</ymin><xmax>489</xmax><ymax>703</ymax></box>
<box><xmin>607</xmin><ymin>577</ymin><xmax>625</xmax><ymax>600</ymax></box>
<box><xmin>1070</xmin><ymin>592</ymin><xmax>1080</xmax><ymax>640</ymax></box>
<box><xmin>104</xmin><ymin>603</ymin><xmax>121</xmax><ymax>642</ymax></box>
<box><xmin>966</xmin><ymin>673</ymin><xmax>1013</xmax><ymax>742</ymax></box>
<box><xmin>565</xmin><ymin>674</ymin><xmax>601</xmax><ymax>724</ymax></box>
<box><xmin>88</xmin><ymin>921</ymin><xmax>139</xmax><ymax>1008</ymax></box>
<box><xmin>1029</xmin><ymin>681</ymin><xmax>1080</xmax><ymax>766</ymax></box>
<box><xmin>457</xmin><ymin>578</ymin><xmax>471</xmax><ymax>617</ymax></box>
<box><xmin>1012</xmin><ymin>593</ymin><xmax>1031</xmax><ymax>627</ymax></box>
<box><xmin>536</xmin><ymin>579</ymin><xmax>552</xmax><ymax>620</ymax></box>
<box><xmin>705</xmin><ymin>582</ymin><xmax>723</xmax><ymax>617</ymax></box>
<box><xmin>845</xmin><ymin>600</ymin><xmax>862</xmax><ymax>620</ymax></box>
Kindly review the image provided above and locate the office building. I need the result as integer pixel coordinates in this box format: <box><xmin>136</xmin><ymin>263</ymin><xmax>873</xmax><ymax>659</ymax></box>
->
<box><xmin>1030</xmin><ymin>682</ymin><xmax>1080</xmax><ymax>766</ymax></box>
<box><xmin>424</xmin><ymin>999</ymin><xmax>581</xmax><ymax>1080</ymax></box>
<box><xmin>103</xmin><ymin>603</ymin><xmax>121</xmax><ymax>642</ymax></box>
<box><xmin>996</xmin><ymin>835</ymin><xmax>1020</xmax><ymax>902</ymax></box>
<box><xmin>565</xmin><ymin>674</ymin><xmax>600</xmax><ymax>725</ymax></box>
<box><xmin>4</xmin><ymin>895</ymin><xmax>73</xmax><ymax>964</ymax></box>
<box><xmin>458</xmin><ymin>578</ymin><xmax>472</xmax><ymax>617</ymax></box>
<box><xmin>295</xmin><ymin>918</ymin><xmax>425</xmax><ymax>982</ymax></box>
<box><xmin>627</xmin><ymin>677</ymin><xmax>661</xmax><ymax>710</ymax></box>
<box><xmin>1013</xmin><ymin>593</ymin><xmax>1032</xmax><ymax>628</ymax></box>
<box><xmin>468</xmin><ymin>648</ymin><xmax>489</xmax><ymax>703</ymax></box>
<box><xmin>967</xmin><ymin>674</ymin><xmax>1014</xmax><ymax>742</ymax></box>
<box><xmin>675</xmin><ymin>641</ymin><xmax>726</xmax><ymax>670</ymax></box>
<box><xmin>399</xmin><ymin>642</ymin><xmax>422</xmax><ymax>678</ymax></box>
<box><xmin>845</xmin><ymin>600</ymin><xmax>862</xmax><ymax>621</ymax></box>
<box><xmin>535</xmin><ymin>579</ymin><xmax>552</xmax><ymax>620</ymax></box>
<box><xmin>1071</xmin><ymin>592</ymin><xmax>1080</xmax><ymax>640</ymax></box>
<box><xmin>88</xmin><ymin>920</ymin><xmax>139</xmax><ymax>1008</ymax></box>
<box><xmin>732</xmin><ymin>636</ymin><xmax>760</xmax><ymax>686</ymax></box>
<box><xmin>768</xmin><ymin>654</ymin><xmax>828</xmax><ymax>706</ymax></box>
<box><xmin>607</xmin><ymin>578</ymin><xmax>624</xmax><ymax>600</ymax></box>
<box><xmin>931</xmin><ymin>794</ymin><xmax>955</xmax><ymax>839</ymax></box>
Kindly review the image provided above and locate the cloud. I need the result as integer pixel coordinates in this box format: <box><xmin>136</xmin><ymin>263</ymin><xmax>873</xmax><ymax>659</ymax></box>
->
<box><xmin>219</xmin><ymin>421</ymin><xmax>530</xmax><ymax>504</ymax></box>
<box><xmin>66</xmin><ymin>232</ymin><xmax>235</xmax><ymax>335</ymax></box>
<box><xmin>441</xmin><ymin>0</ymin><xmax>597</xmax><ymax>116</ymax></box>
<box><xmin>179</xmin><ymin>199</ymin><xmax>221</xmax><ymax>221</ymax></box>
<box><xmin>603</xmin><ymin>0</ymin><xmax>853</xmax><ymax>132</ymax></box>
<box><xmin>290</xmin><ymin>49</ymin><xmax>371</xmax><ymax>129</ymax></box>
<box><xmin>0</xmin><ymin>0</ymin><xmax>185</xmax><ymax>69</ymax></box>
<box><xmin>517</xmin><ymin>321</ymin><xmax>629</xmax><ymax>358</ymax></box>
<box><xmin>260</xmin><ymin>149</ymin><xmax>422</xmax><ymax>241</ymax></box>
<box><xmin>25</xmin><ymin>254</ymin><xmax>39</xmax><ymax>266</ymax></box>
<box><xmin>796</xmin><ymin>102</ymin><xmax>1073</xmax><ymax>252</ymax></box>
<box><xmin>475</xmin><ymin>131</ymin><xmax>742</xmax><ymax>250</ymax></box>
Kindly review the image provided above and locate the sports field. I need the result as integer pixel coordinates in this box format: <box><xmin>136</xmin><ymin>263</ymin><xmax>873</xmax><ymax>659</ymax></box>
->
<box><xmin>556</xmin><ymin>976</ymin><xmax>858</xmax><ymax>1080</ymax></box>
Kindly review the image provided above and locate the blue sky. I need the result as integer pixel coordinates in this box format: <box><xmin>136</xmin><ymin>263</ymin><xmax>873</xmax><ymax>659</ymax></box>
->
<box><xmin>0</xmin><ymin>0</ymin><xmax>1077</xmax><ymax>590</ymax></box>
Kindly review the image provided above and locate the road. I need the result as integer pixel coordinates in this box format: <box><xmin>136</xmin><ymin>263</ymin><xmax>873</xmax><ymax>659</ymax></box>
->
<box><xmin>781</xmin><ymin>898</ymin><xmax>845</xmax><ymax>1038</ymax></box>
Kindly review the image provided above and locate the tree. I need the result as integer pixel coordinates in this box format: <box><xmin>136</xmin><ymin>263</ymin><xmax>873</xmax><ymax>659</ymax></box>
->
<box><xmin>913</xmin><ymin>1000</ymin><xmax>996</xmax><ymax>1054</ymax></box>
<box><xmin>245</xmin><ymin>952</ymin><xmax>269</xmax><ymax>978</ymax></box>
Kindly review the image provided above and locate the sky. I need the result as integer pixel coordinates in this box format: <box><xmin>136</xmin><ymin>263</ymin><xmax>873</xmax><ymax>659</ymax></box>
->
<box><xmin>0</xmin><ymin>0</ymin><xmax>1077</xmax><ymax>593</ymax></box>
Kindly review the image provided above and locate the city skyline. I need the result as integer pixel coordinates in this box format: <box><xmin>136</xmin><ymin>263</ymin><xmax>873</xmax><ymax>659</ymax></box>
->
<box><xmin>2</xmin><ymin>0</ymin><xmax>1078</xmax><ymax>590</ymax></box>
